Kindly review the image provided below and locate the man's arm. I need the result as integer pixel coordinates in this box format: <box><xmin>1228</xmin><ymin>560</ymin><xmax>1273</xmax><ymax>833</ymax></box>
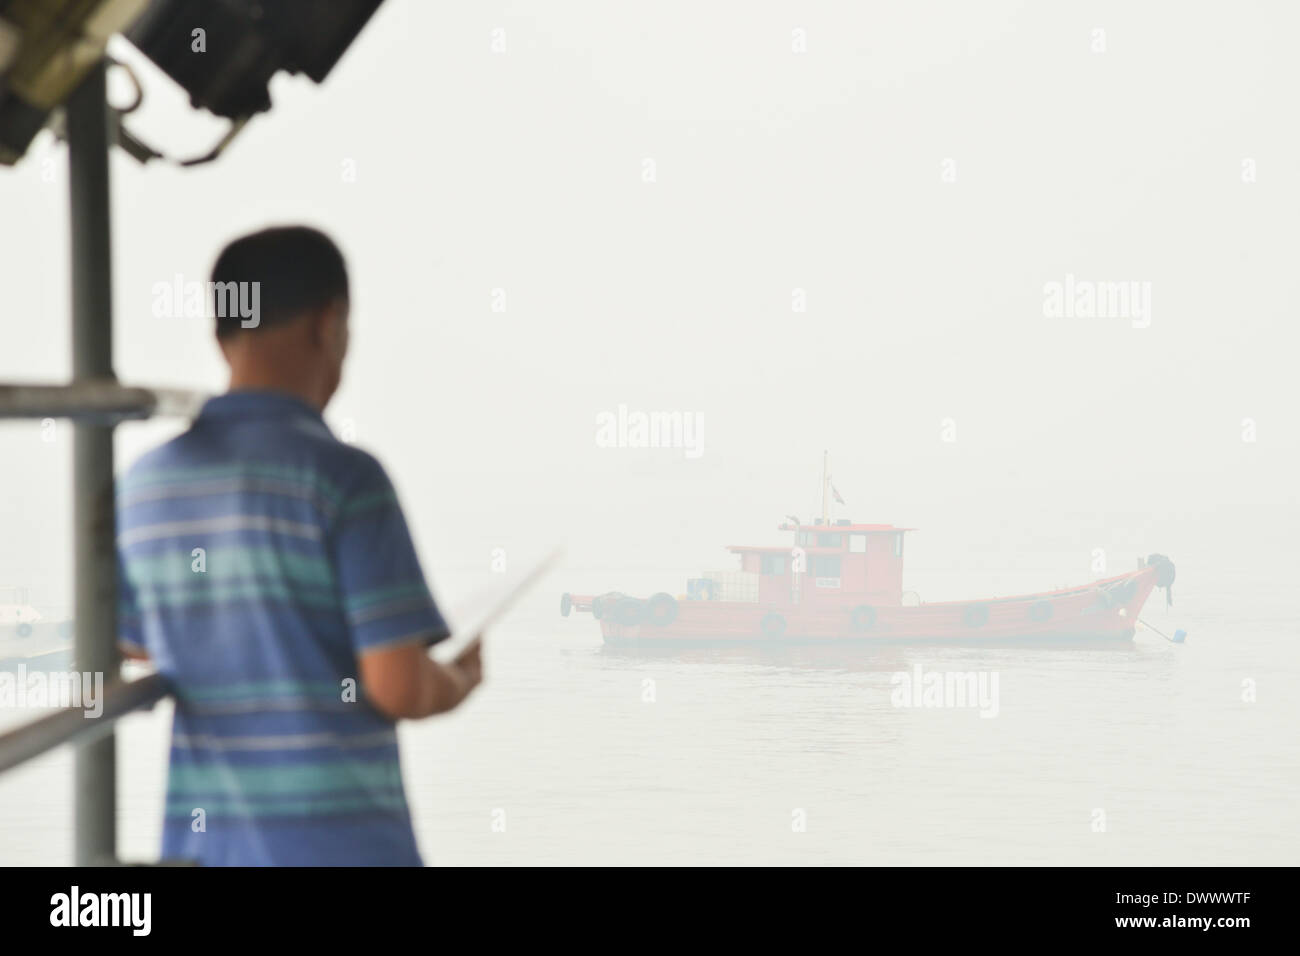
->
<box><xmin>359</xmin><ymin>637</ymin><xmax>482</xmax><ymax>720</ymax></box>
<box><xmin>333</xmin><ymin>452</ymin><xmax>469</xmax><ymax>719</ymax></box>
<box><xmin>116</xmin><ymin>549</ymin><xmax>151</xmax><ymax>662</ymax></box>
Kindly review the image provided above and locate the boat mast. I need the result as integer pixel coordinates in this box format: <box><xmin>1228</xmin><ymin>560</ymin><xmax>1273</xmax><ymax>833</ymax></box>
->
<box><xmin>821</xmin><ymin>450</ymin><xmax>830</xmax><ymax>524</ymax></box>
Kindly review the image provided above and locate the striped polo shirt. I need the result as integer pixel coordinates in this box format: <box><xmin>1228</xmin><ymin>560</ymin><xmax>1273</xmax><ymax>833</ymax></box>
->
<box><xmin>116</xmin><ymin>389</ymin><xmax>449</xmax><ymax>866</ymax></box>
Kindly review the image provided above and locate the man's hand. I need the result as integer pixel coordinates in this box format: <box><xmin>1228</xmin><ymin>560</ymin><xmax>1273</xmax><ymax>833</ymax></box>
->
<box><xmin>453</xmin><ymin>637</ymin><xmax>483</xmax><ymax>688</ymax></box>
<box><xmin>359</xmin><ymin>635</ymin><xmax>485</xmax><ymax>720</ymax></box>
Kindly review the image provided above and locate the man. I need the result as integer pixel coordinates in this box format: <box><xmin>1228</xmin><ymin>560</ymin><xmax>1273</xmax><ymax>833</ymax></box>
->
<box><xmin>116</xmin><ymin>225</ymin><xmax>480</xmax><ymax>865</ymax></box>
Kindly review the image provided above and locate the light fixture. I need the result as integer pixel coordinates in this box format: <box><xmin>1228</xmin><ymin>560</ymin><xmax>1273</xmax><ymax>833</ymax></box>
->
<box><xmin>0</xmin><ymin>0</ymin><xmax>386</xmax><ymax>166</ymax></box>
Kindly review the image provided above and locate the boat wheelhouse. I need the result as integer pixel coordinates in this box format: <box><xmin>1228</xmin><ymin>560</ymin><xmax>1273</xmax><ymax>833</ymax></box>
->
<box><xmin>720</xmin><ymin>520</ymin><xmax>912</xmax><ymax>610</ymax></box>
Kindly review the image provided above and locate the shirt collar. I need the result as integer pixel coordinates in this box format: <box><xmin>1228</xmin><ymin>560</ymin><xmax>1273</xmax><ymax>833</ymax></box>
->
<box><xmin>197</xmin><ymin>389</ymin><xmax>326</xmax><ymax>424</ymax></box>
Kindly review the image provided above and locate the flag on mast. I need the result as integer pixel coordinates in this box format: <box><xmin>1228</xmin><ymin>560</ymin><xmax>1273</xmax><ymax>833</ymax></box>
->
<box><xmin>831</xmin><ymin>483</ymin><xmax>845</xmax><ymax>505</ymax></box>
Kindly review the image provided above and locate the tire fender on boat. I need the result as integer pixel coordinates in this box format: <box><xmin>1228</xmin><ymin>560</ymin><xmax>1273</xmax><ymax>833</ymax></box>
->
<box><xmin>962</xmin><ymin>604</ymin><xmax>990</xmax><ymax>628</ymax></box>
<box><xmin>645</xmin><ymin>593</ymin><xmax>678</xmax><ymax>626</ymax></box>
<box><xmin>760</xmin><ymin>612</ymin><xmax>786</xmax><ymax>638</ymax></box>
<box><xmin>613</xmin><ymin>598</ymin><xmax>644</xmax><ymax>626</ymax></box>
<box><xmin>592</xmin><ymin>591</ymin><xmax>624</xmax><ymax>621</ymax></box>
<box><xmin>850</xmin><ymin>605</ymin><xmax>877</xmax><ymax>632</ymax></box>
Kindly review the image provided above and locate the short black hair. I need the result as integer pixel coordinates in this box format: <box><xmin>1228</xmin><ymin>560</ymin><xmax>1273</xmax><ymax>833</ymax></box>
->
<box><xmin>210</xmin><ymin>225</ymin><xmax>349</xmax><ymax>339</ymax></box>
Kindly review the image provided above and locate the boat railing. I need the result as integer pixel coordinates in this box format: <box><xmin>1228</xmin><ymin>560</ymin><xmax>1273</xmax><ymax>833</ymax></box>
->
<box><xmin>705</xmin><ymin>570</ymin><xmax>760</xmax><ymax>603</ymax></box>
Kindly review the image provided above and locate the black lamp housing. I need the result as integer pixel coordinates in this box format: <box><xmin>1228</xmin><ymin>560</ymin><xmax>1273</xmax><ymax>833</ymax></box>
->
<box><xmin>126</xmin><ymin>0</ymin><xmax>385</xmax><ymax>118</ymax></box>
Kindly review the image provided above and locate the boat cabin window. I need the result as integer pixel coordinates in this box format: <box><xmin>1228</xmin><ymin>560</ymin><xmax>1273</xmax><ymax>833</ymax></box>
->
<box><xmin>760</xmin><ymin>554</ymin><xmax>787</xmax><ymax>575</ymax></box>
<box><xmin>811</xmin><ymin>555</ymin><xmax>841</xmax><ymax>578</ymax></box>
<box><xmin>849</xmin><ymin>534</ymin><xmax>867</xmax><ymax>553</ymax></box>
<box><xmin>893</xmin><ymin>533</ymin><xmax>904</xmax><ymax>557</ymax></box>
<box><xmin>816</xmin><ymin>533</ymin><xmax>842</xmax><ymax>548</ymax></box>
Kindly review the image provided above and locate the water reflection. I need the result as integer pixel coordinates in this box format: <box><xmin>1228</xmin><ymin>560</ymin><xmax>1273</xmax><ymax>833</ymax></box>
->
<box><xmin>593</xmin><ymin>636</ymin><xmax>1159</xmax><ymax>675</ymax></box>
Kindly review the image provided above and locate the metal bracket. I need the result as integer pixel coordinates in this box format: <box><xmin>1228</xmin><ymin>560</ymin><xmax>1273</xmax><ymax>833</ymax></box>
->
<box><xmin>0</xmin><ymin>381</ymin><xmax>206</xmax><ymax>422</ymax></box>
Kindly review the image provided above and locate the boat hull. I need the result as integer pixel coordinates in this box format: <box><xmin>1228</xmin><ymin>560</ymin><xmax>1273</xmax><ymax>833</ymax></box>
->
<box><xmin>0</xmin><ymin>620</ymin><xmax>74</xmax><ymax>667</ymax></box>
<box><xmin>569</xmin><ymin>567</ymin><xmax>1162</xmax><ymax>646</ymax></box>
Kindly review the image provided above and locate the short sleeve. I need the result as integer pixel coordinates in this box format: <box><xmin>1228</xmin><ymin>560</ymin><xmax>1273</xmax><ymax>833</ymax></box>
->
<box><xmin>332</xmin><ymin>454</ymin><xmax>451</xmax><ymax>655</ymax></box>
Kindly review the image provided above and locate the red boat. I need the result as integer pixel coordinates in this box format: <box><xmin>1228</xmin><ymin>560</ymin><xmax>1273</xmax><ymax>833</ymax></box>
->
<box><xmin>561</xmin><ymin>457</ymin><xmax>1176</xmax><ymax>645</ymax></box>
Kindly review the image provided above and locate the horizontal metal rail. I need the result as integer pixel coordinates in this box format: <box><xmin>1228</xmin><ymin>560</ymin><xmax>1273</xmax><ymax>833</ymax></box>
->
<box><xmin>0</xmin><ymin>674</ymin><xmax>170</xmax><ymax>776</ymax></box>
<box><xmin>0</xmin><ymin>554</ymin><xmax>559</xmax><ymax>778</ymax></box>
<box><xmin>0</xmin><ymin>381</ymin><xmax>206</xmax><ymax>422</ymax></box>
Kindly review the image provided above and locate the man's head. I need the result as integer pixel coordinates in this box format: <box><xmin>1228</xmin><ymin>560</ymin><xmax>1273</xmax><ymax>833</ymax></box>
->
<box><xmin>211</xmin><ymin>225</ymin><xmax>351</xmax><ymax>411</ymax></box>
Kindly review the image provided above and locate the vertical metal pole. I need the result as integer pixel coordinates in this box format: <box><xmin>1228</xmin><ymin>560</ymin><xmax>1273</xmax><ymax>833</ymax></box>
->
<box><xmin>67</xmin><ymin>61</ymin><xmax>118</xmax><ymax>866</ymax></box>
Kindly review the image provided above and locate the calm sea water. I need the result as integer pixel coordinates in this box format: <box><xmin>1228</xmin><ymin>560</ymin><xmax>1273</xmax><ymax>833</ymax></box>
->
<box><xmin>2</xmin><ymin>564</ymin><xmax>1297</xmax><ymax>866</ymax></box>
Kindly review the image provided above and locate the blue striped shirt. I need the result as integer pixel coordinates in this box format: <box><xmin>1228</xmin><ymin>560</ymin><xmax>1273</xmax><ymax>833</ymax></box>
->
<box><xmin>116</xmin><ymin>390</ymin><xmax>449</xmax><ymax>866</ymax></box>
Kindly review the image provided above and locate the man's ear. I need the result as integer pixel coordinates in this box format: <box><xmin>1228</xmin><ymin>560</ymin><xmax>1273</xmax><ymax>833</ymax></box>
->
<box><xmin>322</xmin><ymin>299</ymin><xmax>349</xmax><ymax>351</ymax></box>
<box><xmin>305</xmin><ymin>306</ymin><xmax>334</xmax><ymax>347</ymax></box>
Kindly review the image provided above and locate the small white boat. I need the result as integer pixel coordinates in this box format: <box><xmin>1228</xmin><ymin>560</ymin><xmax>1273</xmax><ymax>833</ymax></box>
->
<box><xmin>0</xmin><ymin>587</ymin><xmax>72</xmax><ymax>667</ymax></box>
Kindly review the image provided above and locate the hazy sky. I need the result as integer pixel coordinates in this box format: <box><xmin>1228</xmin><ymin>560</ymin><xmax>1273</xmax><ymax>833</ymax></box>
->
<box><xmin>2</xmin><ymin>1</ymin><xmax>1297</xmax><ymax>609</ymax></box>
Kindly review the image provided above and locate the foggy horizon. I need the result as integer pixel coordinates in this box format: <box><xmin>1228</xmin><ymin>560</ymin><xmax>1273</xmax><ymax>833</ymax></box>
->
<box><xmin>1</xmin><ymin>0</ymin><xmax>1296</xmax><ymax>882</ymax></box>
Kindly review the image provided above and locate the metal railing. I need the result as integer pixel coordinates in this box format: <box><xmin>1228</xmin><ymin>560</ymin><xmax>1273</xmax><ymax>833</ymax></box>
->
<box><xmin>0</xmin><ymin>673</ymin><xmax>171</xmax><ymax>776</ymax></box>
<box><xmin>0</xmin><ymin>63</ymin><xmax>201</xmax><ymax>864</ymax></box>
